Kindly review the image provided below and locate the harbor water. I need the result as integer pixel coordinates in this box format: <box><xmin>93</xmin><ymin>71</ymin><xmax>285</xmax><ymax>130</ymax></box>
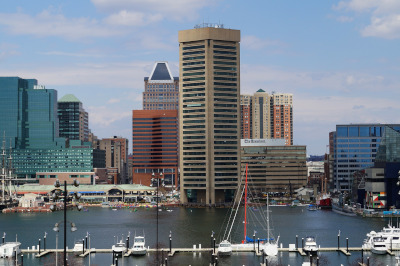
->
<box><xmin>0</xmin><ymin>205</ymin><xmax>398</xmax><ymax>265</ymax></box>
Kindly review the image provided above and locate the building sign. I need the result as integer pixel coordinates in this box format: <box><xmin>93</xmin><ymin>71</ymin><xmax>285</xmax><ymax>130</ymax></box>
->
<box><xmin>241</xmin><ymin>139</ymin><xmax>286</xmax><ymax>147</ymax></box>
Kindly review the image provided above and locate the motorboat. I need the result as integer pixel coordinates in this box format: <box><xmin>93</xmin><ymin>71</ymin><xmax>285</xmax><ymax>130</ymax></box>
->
<box><xmin>112</xmin><ymin>239</ymin><xmax>127</xmax><ymax>253</ymax></box>
<box><xmin>370</xmin><ymin>236</ymin><xmax>388</xmax><ymax>255</ymax></box>
<box><xmin>217</xmin><ymin>240</ymin><xmax>232</xmax><ymax>256</ymax></box>
<box><xmin>363</xmin><ymin>224</ymin><xmax>400</xmax><ymax>250</ymax></box>
<box><xmin>131</xmin><ymin>235</ymin><xmax>146</xmax><ymax>255</ymax></box>
<box><xmin>303</xmin><ymin>236</ymin><xmax>318</xmax><ymax>254</ymax></box>
<box><xmin>73</xmin><ymin>240</ymin><xmax>84</xmax><ymax>255</ymax></box>
<box><xmin>101</xmin><ymin>201</ymin><xmax>110</xmax><ymax>208</ymax></box>
<box><xmin>264</xmin><ymin>240</ymin><xmax>279</xmax><ymax>256</ymax></box>
<box><xmin>0</xmin><ymin>242</ymin><xmax>21</xmax><ymax>258</ymax></box>
<box><xmin>307</xmin><ymin>205</ymin><xmax>318</xmax><ymax>211</ymax></box>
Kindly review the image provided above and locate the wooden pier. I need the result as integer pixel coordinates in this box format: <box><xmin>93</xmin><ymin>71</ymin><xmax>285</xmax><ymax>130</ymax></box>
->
<box><xmin>20</xmin><ymin>246</ymin><xmax>400</xmax><ymax>258</ymax></box>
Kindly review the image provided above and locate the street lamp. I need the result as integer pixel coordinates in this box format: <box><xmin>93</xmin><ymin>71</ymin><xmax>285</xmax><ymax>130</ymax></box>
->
<box><xmin>50</xmin><ymin>179</ymin><xmax>82</xmax><ymax>266</ymax></box>
<box><xmin>53</xmin><ymin>221</ymin><xmax>77</xmax><ymax>266</ymax></box>
<box><xmin>152</xmin><ymin>171</ymin><xmax>163</xmax><ymax>265</ymax></box>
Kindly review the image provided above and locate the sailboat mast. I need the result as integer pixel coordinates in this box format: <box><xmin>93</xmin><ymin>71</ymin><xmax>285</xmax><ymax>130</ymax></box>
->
<box><xmin>244</xmin><ymin>164</ymin><xmax>248</xmax><ymax>242</ymax></box>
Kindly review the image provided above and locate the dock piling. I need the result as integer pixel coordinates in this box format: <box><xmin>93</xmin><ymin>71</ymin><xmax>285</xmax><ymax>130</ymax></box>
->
<box><xmin>337</xmin><ymin>233</ymin><xmax>340</xmax><ymax>251</ymax></box>
<box><xmin>83</xmin><ymin>239</ymin><xmax>85</xmax><ymax>254</ymax></box>
<box><xmin>44</xmin><ymin>234</ymin><xmax>46</xmax><ymax>251</ymax></box>
<box><xmin>21</xmin><ymin>254</ymin><xmax>23</xmax><ymax>266</ymax></box>
<box><xmin>38</xmin><ymin>239</ymin><xmax>41</xmax><ymax>254</ymax></box>
<box><xmin>169</xmin><ymin>232</ymin><xmax>172</xmax><ymax>253</ymax></box>
<box><xmin>302</xmin><ymin>238</ymin><xmax>304</xmax><ymax>250</ymax></box>
<box><xmin>253</xmin><ymin>233</ymin><xmax>255</xmax><ymax>252</ymax></box>
<box><xmin>257</xmin><ymin>238</ymin><xmax>260</xmax><ymax>253</ymax></box>
<box><xmin>296</xmin><ymin>235</ymin><xmax>298</xmax><ymax>249</ymax></box>
<box><xmin>213</xmin><ymin>238</ymin><xmax>216</xmax><ymax>254</ymax></box>
<box><xmin>367</xmin><ymin>257</ymin><xmax>369</xmax><ymax>266</ymax></box>
<box><xmin>346</xmin><ymin>238</ymin><xmax>349</xmax><ymax>253</ymax></box>
<box><xmin>317</xmin><ymin>256</ymin><xmax>319</xmax><ymax>266</ymax></box>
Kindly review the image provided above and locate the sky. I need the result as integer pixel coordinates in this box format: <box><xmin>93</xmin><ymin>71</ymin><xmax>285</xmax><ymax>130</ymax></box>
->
<box><xmin>1</xmin><ymin>0</ymin><xmax>400</xmax><ymax>156</ymax></box>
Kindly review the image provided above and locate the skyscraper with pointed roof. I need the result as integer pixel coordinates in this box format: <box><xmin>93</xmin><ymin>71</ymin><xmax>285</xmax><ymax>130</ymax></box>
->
<box><xmin>143</xmin><ymin>62</ymin><xmax>179</xmax><ymax>110</ymax></box>
<box><xmin>58</xmin><ymin>94</ymin><xmax>89</xmax><ymax>142</ymax></box>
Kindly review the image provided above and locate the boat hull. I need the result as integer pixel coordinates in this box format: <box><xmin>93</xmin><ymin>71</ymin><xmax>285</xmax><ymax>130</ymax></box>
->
<box><xmin>131</xmin><ymin>249</ymin><xmax>147</xmax><ymax>256</ymax></box>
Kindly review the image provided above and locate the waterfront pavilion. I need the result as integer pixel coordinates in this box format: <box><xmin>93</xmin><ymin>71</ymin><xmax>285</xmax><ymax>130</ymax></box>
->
<box><xmin>11</xmin><ymin>184</ymin><xmax>156</xmax><ymax>203</ymax></box>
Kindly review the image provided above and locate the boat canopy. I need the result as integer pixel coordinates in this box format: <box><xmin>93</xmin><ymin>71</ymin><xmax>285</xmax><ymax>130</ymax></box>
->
<box><xmin>245</xmin><ymin>236</ymin><xmax>274</xmax><ymax>243</ymax></box>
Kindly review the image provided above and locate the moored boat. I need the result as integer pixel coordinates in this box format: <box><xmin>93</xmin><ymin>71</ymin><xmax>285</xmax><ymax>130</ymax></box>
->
<box><xmin>303</xmin><ymin>236</ymin><xmax>318</xmax><ymax>254</ymax></box>
<box><xmin>73</xmin><ymin>240</ymin><xmax>84</xmax><ymax>255</ymax></box>
<box><xmin>0</xmin><ymin>242</ymin><xmax>21</xmax><ymax>258</ymax></box>
<box><xmin>131</xmin><ymin>235</ymin><xmax>146</xmax><ymax>255</ymax></box>
<box><xmin>370</xmin><ymin>236</ymin><xmax>388</xmax><ymax>255</ymax></box>
<box><xmin>217</xmin><ymin>240</ymin><xmax>232</xmax><ymax>256</ymax></box>
<box><xmin>112</xmin><ymin>239</ymin><xmax>127</xmax><ymax>253</ymax></box>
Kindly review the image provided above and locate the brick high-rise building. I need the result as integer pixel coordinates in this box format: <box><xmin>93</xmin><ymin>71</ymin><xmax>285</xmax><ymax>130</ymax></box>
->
<box><xmin>179</xmin><ymin>24</ymin><xmax>241</xmax><ymax>204</ymax></box>
<box><xmin>143</xmin><ymin>62</ymin><xmax>179</xmax><ymax>110</ymax></box>
<box><xmin>240</xmin><ymin>90</ymin><xmax>293</xmax><ymax>145</ymax></box>
<box><xmin>92</xmin><ymin>136</ymin><xmax>128</xmax><ymax>184</ymax></box>
<box><xmin>132</xmin><ymin>110</ymin><xmax>178</xmax><ymax>187</ymax></box>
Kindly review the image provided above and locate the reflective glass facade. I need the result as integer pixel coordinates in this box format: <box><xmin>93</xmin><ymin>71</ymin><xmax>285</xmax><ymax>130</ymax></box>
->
<box><xmin>12</xmin><ymin>147</ymin><xmax>105</xmax><ymax>178</ymax></box>
<box><xmin>333</xmin><ymin>124</ymin><xmax>400</xmax><ymax>192</ymax></box>
<box><xmin>0</xmin><ymin>77</ymin><xmax>65</xmax><ymax>149</ymax></box>
<box><xmin>0</xmin><ymin>77</ymin><xmax>103</xmax><ymax>179</ymax></box>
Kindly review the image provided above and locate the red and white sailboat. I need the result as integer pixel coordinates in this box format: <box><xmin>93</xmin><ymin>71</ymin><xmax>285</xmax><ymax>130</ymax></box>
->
<box><xmin>218</xmin><ymin>164</ymin><xmax>279</xmax><ymax>256</ymax></box>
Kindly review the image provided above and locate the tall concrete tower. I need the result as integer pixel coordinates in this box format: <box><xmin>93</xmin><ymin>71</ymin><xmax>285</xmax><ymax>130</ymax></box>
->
<box><xmin>178</xmin><ymin>24</ymin><xmax>240</xmax><ymax>204</ymax></box>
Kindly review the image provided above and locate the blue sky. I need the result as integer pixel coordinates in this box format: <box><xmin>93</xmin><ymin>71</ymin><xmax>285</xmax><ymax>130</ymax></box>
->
<box><xmin>1</xmin><ymin>0</ymin><xmax>400</xmax><ymax>155</ymax></box>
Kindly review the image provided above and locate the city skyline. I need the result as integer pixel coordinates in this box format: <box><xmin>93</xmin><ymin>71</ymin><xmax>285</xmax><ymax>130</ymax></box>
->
<box><xmin>1</xmin><ymin>1</ymin><xmax>400</xmax><ymax>155</ymax></box>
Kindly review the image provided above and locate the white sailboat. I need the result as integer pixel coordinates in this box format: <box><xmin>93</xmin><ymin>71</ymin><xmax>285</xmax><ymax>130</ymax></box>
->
<box><xmin>218</xmin><ymin>164</ymin><xmax>279</xmax><ymax>256</ymax></box>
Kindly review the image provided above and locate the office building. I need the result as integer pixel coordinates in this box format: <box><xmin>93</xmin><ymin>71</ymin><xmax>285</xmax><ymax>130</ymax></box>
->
<box><xmin>240</xmin><ymin>139</ymin><xmax>307</xmax><ymax>193</ymax></box>
<box><xmin>331</xmin><ymin>124</ymin><xmax>400</xmax><ymax>192</ymax></box>
<box><xmin>241</xmin><ymin>90</ymin><xmax>293</xmax><ymax>145</ymax></box>
<box><xmin>58</xmin><ymin>94</ymin><xmax>89</xmax><ymax>142</ymax></box>
<box><xmin>143</xmin><ymin>62</ymin><xmax>179</xmax><ymax>110</ymax></box>
<box><xmin>92</xmin><ymin>136</ymin><xmax>129</xmax><ymax>184</ymax></box>
<box><xmin>0</xmin><ymin>77</ymin><xmax>105</xmax><ymax>181</ymax></box>
<box><xmin>132</xmin><ymin>110</ymin><xmax>178</xmax><ymax>187</ymax></box>
<box><xmin>0</xmin><ymin>77</ymin><xmax>65</xmax><ymax>149</ymax></box>
<box><xmin>363</xmin><ymin>126</ymin><xmax>400</xmax><ymax>209</ymax></box>
<box><xmin>178</xmin><ymin>24</ymin><xmax>241</xmax><ymax>204</ymax></box>
<box><xmin>240</xmin><ymin>95</ymin><xmax>252</xmax><ymax>139</ymax></box>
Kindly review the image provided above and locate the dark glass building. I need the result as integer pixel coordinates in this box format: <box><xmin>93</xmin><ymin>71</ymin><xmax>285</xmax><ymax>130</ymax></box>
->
<box><xmin>58</xmin><ymin>94</ymin><xmax>89</xmax><ymax>142</ymax></box>
<box><xmin>0</xmin><ymin>77</ymin><xmax>104</xmax><ymax>181</ymax></box>
<box><xmin>332</xmin><ymin>124</ymin><xmax>400</xmax><ymax>192</ymax></box>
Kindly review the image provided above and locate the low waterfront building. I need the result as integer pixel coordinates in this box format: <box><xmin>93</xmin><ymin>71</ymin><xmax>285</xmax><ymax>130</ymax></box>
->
<box><xmin>240</xmin><ymin>139</ymin><xmax>307</xmax><ymax>194</ymax></box>
<box><xmin>12</xmin><ymin>184</ymin><xmax>156</xmax><ymax>203</ymax></box>
<box><xmin>12</xmin><ymin>140</ymin><xmax>105</xmax><ymax>179</ymax></box>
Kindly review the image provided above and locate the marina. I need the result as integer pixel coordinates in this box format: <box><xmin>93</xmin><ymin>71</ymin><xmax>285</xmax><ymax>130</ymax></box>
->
<box><xmin>1</xmin><ymin>205</ymin><xmax>400</xmax><ymax>265</ymax></box>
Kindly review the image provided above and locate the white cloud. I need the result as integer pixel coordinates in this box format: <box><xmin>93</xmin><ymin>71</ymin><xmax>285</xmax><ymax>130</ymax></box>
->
<box><xmin>87</xmin><ymin>106</ymin><xmax>131</xmax><ymax>127</ymax></box>
<box><xmin>107</xmin><ymin>98</ymin><xmax>121</xmax><ymax>104</ymax></box>
<box><xmin>104</xmin><ymin>10</ymin><xmax>163</xmax><ymax>26</ymax></box>
<box><xmin>241</xmin><ymin>35</ymin><xmax>286</xmax><ymax>51</ymax></box>
<box><xmin>362</xmin><ymin>15</ymin><xmax>400</xmax><ymax>39</ymax></box>
<box><xmin>336</xmin><ymin>16</ymin><xmax>354</xmax><ymax>23</ymax></box>
<box><xmin>39</xmin><ymin>51</ymin><xmax>104</xmax><ymax>57</ymax></box>
<box><xmin>240</xmin><ymin>64</ymin><xmax>390</xmax><ymax>94</ymax></box>
<box><xmin>0</xmin><ymin>10</ymin><xmax>124</xmax><ymax>40</ymax></box>
<box><xmin>92</xmin><ymin>0</ymin><xmax>219</xmax><ymax>23</ymax></box>
<box><xmin>0</xmin><ymin>43</ymin><xmax>19</xmax><ymax>61</ymax></box>
<box><xmin>335</xmin><ymin>0</ymin><xmax>400</xmax><ymax>39</ymax></box>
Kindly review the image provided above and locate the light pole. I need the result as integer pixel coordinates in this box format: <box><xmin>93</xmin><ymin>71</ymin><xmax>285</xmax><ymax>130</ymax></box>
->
<box><xmin>152</xmin><ymin>171</ymin><xmax>163</xmax><ymax>265</ymax></box>
<box><xmin>53</xmin><ymin>221</ymin><xmax>77</xmax><ymax>266</ymax></box>
<box><xmin>51</xmin><ymin>179</ymin><xmax>82</xmax><ymax>266</ymax></box>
